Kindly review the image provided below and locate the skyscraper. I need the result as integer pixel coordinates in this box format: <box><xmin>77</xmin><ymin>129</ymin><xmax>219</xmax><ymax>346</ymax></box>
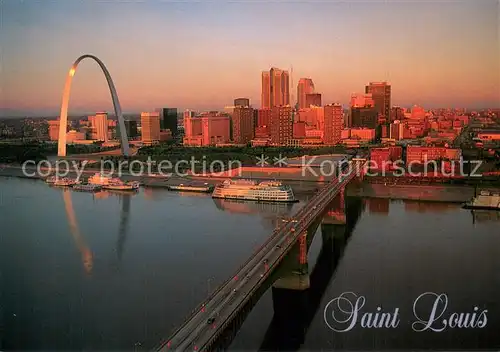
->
<box><xmin>261</xmin><ymin>71</ymin><xmax>271</xmax><ymax>109</ymax></box>
<box><xmin>297</xmin><ymin>78</ymin><xmax>315</xmax><ymax>109</ymax></box>
<box><xmin>270</xmin><ymin>106</ymin><xmax>293</xmax><ymax>145</ymax></box>
<box><xmin>261</xmin><ymin>67</ymin><xmax>290</xmax><ymax>109</ymax></box>
<box><xmin>156</xmin><ymin>108</ymin><xmax>178</xmax><ymax>136</ymax></box>
<box><xmin>323</xmin><ymin>104</ymin><xmax>343</xmax><ymax>145</ymax></box>
<box><xmin>141</xmin><ymin>112</ymin><xmax>161</xmax><ymax>145</ymax></box>
<box><xmin>350</xmin><ymin>107</ymin><xmax>378</xmax><ymax>129</ymax></box>
<box><xmin>232</xmin><ymin>107</ymin><xmax>254</xmax><ymax>144</ymax></box>
<box><xmin>350</xmin><ymin>93</ymin><xmax>374</xmax><ymax>108</ymax></box>
<box><xmin>365</xmin><ymin>82</ymin><xmax>391</xmax><ymax>120</ymax></box>
<box><xmin>234</xmin><ymin>98</ymin><xmax>250</xmax><ymax>108</ymax></box>
<box><xmin>124</xmin><ymin>120</ymin><xmax>138</xmax><ymax>139</ymax></box>
<box><xmin>305</xmin><ymin>93</ymin><xmax>322</xmax><ymax>108</ymax></box>
<box><xmin>94</xmin><ymin>112</ymin><xmax>108</xmax><ymax>142</ymax></box>
<box><xmin>183</xmin><ymin>112</ymin><xmax>230</xmax><ymax>146</ymax></box>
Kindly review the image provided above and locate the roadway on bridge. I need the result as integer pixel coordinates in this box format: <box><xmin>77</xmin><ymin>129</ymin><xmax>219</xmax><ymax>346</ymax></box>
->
<box><xmin>158</xmin><ymin>161</ymin><xmax>363</xmax><ymax>351</ymax></box>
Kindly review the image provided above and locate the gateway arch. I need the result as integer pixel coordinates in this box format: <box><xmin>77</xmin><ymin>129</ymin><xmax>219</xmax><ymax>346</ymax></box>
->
<box><xmin>57</xmin><ymin>54</ymin><xmax>130</xmax><ymax>157</ymax></box>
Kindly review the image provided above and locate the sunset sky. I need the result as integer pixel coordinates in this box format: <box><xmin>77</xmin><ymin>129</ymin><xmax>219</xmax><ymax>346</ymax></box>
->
<box><xmin>2</xmin><ymin>0</ymin><xmax>499</xmax><ymax>116</ymax></box>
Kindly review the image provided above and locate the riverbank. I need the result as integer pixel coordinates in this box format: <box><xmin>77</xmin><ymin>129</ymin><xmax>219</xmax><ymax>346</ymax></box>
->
<box><xmin>2</xmin><ymin>165</ymin><xmax>498</xmax><ymax>203</ymax></box>
<box><xmin>347</xmin><ymin>183</ymin><xmax>478</xmax><ymax>203</ymax></box>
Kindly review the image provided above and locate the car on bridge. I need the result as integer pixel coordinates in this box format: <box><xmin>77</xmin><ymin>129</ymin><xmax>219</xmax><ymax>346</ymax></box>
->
<box><xmin>207</xmin><ymin>317</ymin><xmax>215</xmax><ymax>324</ymax></box>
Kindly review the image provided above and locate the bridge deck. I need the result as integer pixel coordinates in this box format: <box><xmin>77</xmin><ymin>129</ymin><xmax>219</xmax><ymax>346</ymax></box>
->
<box><xmin>157</xmin><ymin>161</ymin><xmax>365</xmax><ymax>352</ymax></box>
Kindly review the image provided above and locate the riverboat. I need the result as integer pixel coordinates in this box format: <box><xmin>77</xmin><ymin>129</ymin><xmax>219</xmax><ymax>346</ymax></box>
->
<box><xmin>463</xmin><ymin>191</ymin><xmax>500</xmax><ymax>210</ymax></box>
<box><xmin>212</xmin><ymin>179</ymin><xmax>296</xmax><ymax>203</ymax></box>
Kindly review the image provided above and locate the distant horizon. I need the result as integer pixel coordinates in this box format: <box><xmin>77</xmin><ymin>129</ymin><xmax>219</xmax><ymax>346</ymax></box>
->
<box><xmin>3</xmin><ymin>1</ymin><xmax>499</xmax><ymax>115</ymax></box>
<box><xmin>2</xmin><ymin>104</ymin><xmax>500</xmax><ymax>119</ymax></box>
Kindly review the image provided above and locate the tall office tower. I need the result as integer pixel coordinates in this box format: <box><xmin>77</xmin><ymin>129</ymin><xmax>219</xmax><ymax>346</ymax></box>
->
<box><xmin>297</xmin><ymin>78</ymin><xmax>315</xmax><ymax>109</ymax></box>
<box><xmin>141</xmin><ymin>112</ymin><xmax>161</xmax><ymax>145</ymax></box>
<box><xmin>201</xmin><ymin>112</ymin><xmax>231</xmax><ymax>146</ymax></box>
<box><xmin>94</xmin><ymin>112</ymin><xmax>108</xmax><ymax>142</ymax></box>
<box><xmin>270</xmin><ymin>106</ymin><xmax>293</xmax><ymax>145</ymax></box>
<box><xmin>323</xmin><ymin>104</ymin><xmax>343</xmax><ymax>145</ymax></box>
<box><xmin>124</xmin><ymin>120</ymin><xmax>139</xmax><ymax>138</ymax></box>
<box><xmin>305</xmin><ymin>93</ymin><xmax>322</xmax><ymax>107</ymax></box>
<box><xmin>155</xmin><ymin>108</ymin><xmax>178</xmax><ymax>136</ymax></box>
<box><xmin>232</xmin><ymin>107</ymin><xmax>254</xmax><ymax>144</ymax></box>
<box><xmin>184</xmin><ymin>112</ymin><xmax>230</xmax><ymax>146</ymax></box>
<box><xmin>390</xmin><ymin>120</ymin><xmax>405</xmax><ymax>140</ymax></box>
<box><xmin>48</xmin><ymin>120</ymin><xmax>60</xmax><ymax>141</ymax></box>
<box><xmin>391</xmin><ymin>106</ymin><xmax>405</xmax><ymax>122</ymax></box>
<box><xmin>350</xmin><ymin>93</ymin><xmax>375</xmax><ymax>108</ymax></box>
<box><xmin>297</xmin><ymin>106</ymin><xmax>324</xmax><ymax>129</ymax></box>
<box><xmin>255</xmin><ymin>108</ymin><xmax>272</xmax><ymax>137</ymax></box>
<box><xmin>365</xmin><ymin>82</ymin><xmax>391</xmax><ymax>120</ymax></box>
<box><xmin>234</xmin><ymin>98</ymin><xmax>250</xmax><ymax>108</ymax></box>
<box><xmin>88</xmin><ymin>115</ymin><xmax>95</xmax><ymax>129</ymax></box>
<box><xmin>183</xmin><ymin>114</ymin><xmax>202</xmax><ymax>146</ymax></box>
<box><xmin>261</xmin><ymin>67</ymin><xmax>290</xmax><ymax>109</ymax></box>
<box><xmin>261</xmin><ymin>71</ymin><xmax>271</xmax><ymax>109</ymax></box>
<box><xmin>350</xmin><ymin>107</ymin><xmax>378</xmax><ymax>128</ymax></box>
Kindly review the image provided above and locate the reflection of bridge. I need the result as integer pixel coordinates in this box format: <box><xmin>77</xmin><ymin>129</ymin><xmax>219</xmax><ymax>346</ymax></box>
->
<box><xmin>157</xmin><ymin>159</ymin><xmax>367</xmax><ymax>351</ymax></box>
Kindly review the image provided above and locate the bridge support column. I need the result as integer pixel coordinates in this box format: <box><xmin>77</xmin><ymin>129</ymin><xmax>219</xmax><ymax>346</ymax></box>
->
<box><xmin>273</xmin><ymin>231</ymin><xmax>310</xmax><ymax>290</ymax></box>
<box><xmin>322</xmin><ymin>191</ymin><xmax>347</xmax><ymax>225</ymax></box>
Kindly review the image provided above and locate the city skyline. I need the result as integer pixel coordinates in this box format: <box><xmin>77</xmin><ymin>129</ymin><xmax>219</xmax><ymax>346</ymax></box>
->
<box><xmin>2</xmin><ymin>0</ymin><xmax>499</xmax><ymax>117</ymax></box>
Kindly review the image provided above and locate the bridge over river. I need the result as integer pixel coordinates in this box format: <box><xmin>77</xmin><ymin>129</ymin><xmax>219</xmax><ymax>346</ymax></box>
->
<box><xmin>155</xmin><ymin>159</ymin><xmax>367</xmax><ymax>351</ymax></box>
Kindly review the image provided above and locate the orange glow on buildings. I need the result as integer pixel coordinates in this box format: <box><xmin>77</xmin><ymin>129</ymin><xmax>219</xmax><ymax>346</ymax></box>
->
<box><xmin>297</xmin><ymin>78</ymin><xmax>315</xmax><ymax>109</ymax></box>
<box><xmin>48</xmin><ymin>120</ymin><xmax>60</xmax><ymax>141</ymax></box>
<box><xmin>232</xmin><ymin>107</ymin><xmax>254</xmax><ymax>144</ymax></box>
<box><xmin>141</xmin><ymin>112</ymin><xmax>161</xmax><ymax>145</ymax></box>
<box><xmin>261</xmin><ymin>67</ymin><xmax>290</xmax><ymax>109</ymax></box>
<box><xmin>183</xmin><ymin>112</ymin><xmax>230</xmax><ymax>146</ymax></box>
<box><xmin>323</xmin><ymin>103</ymin><xmax>343</xmax><ymax>145</ymax></box>
<box><xmin>270</xmin><ymin>106</ymin><xmax>293</xmax><ymax>145</ymax></box>
<box><xmin>365</xmin><ymin>82</ymin><xmax>391</xmax><ymax>120</ymax></box>
<box><xmin>406</xmin><ymin>146</ymin><xmax>462</xmax><ymax>164</ymax></box>
<box><xmin>350</xmin><ymin>93</ymin><xmax>374</xmax><ymax>108</ymax></box>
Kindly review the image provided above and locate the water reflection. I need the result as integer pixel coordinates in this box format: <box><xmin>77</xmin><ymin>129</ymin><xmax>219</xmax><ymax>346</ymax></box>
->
<box><xmin>212</xmin><ymin>198</ymin><xmax>294</xmax><ymax>216</ymax></box>
<box><xmin>62</xmin><ymin>189</ymin><xmax>93</xmax><ymax>275</ymax></box>
<box><xmin>367</xmin><ymin>198</ymin><xmax>390</xmax><ymax>214</ymax></box>
<box><xmin>471</xmin><ymin>209</ymin><xmax>500</xmax><ymax>223</ymax></box>
<box><xmin>259</xmin><ymin>197</ymin><xmax>364</xmax><ymax>351</ymax></box>
<box><xmin>62</xmin><ymin>189</ymin><xmax>133</xmax><ymax>273</ymax></box>
<box><xmin>116</xmin><ymin>193</ymin><xmax>131</xmax><ymax>262</ymax></box>
<box><xmin>403</xmin><ymin>200</ymin><xmax>460</xmax><ymax>213</ymax></box>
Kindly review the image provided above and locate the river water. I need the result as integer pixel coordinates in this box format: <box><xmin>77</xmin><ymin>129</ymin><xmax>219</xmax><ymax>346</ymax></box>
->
<box><xmin>0</xmin><ymin>177</ymin><xmax>499</xmax><ymax>350</ymax></box>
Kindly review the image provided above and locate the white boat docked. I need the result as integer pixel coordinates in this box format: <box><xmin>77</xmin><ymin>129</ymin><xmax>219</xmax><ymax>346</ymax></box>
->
<box><xmin>87</xmin><ymin>173</ymin><xmax>139</xmax><ymax>191</ymax></box>
<box><xmin>212</xmin><ymin>179</ymin><xmax>297</xmax><ymax>203</ymax></box>
<box><xmin>463</xmin><ymin>191</ymin><xmax>500</xmax><ymax>210</ymax></box>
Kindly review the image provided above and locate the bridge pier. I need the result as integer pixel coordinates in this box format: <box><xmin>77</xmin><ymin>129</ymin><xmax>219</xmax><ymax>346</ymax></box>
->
<box><xmin>273</xmin><ymin>231</ymin><xmax>310</xmax><ymax>290</ymax></box>
<box><xmin>272</xmin><ymin>218</ymin><xmax>321</xmax><ymax>291</ymax></box>
<box><xmin>322</xmin><ymin>189</ymin><xmax>347</xmax><ymax>225</ymax></box>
